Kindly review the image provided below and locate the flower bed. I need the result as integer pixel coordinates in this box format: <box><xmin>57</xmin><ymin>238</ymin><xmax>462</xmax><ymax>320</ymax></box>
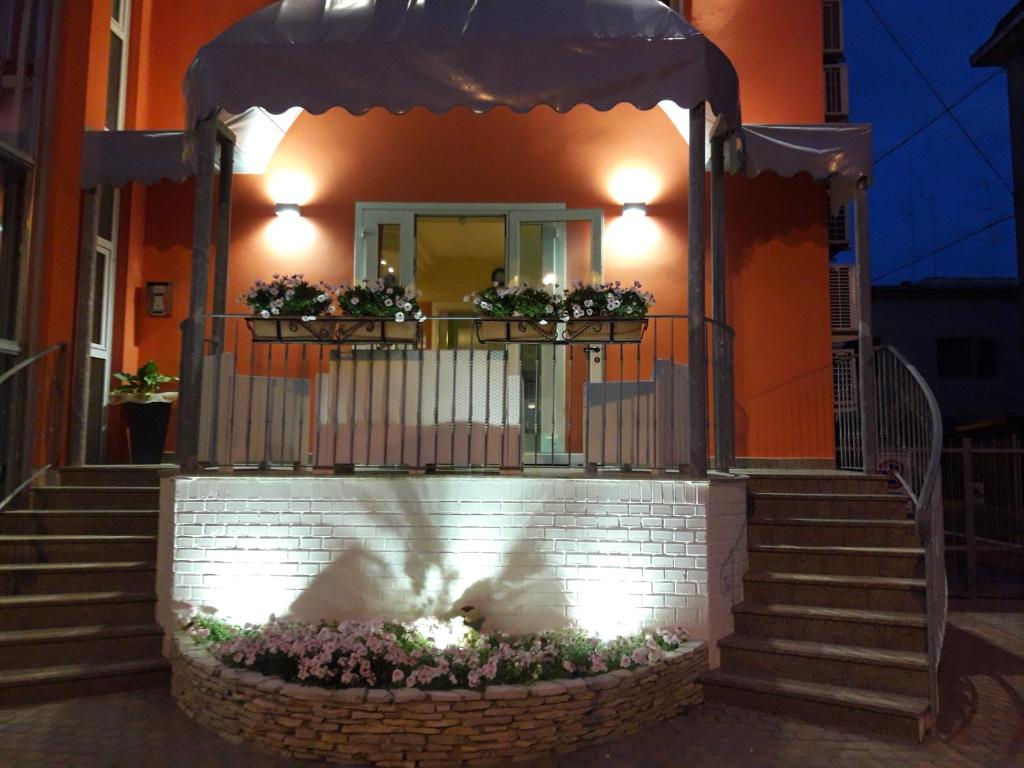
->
<box><xmin>171</xmin><ymin>628</ymin><xmax>707</xmax><ymax>767</ymax></box>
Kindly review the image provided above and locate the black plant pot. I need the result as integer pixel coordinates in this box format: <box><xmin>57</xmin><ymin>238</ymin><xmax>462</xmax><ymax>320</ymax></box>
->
<box><xmin>125</xmin><ymin>401</ymin><xmax>172</xmax><ymax>465</ymax></box>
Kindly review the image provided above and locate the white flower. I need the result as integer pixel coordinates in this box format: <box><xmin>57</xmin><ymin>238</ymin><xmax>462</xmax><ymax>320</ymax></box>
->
<box><xmin>394</xmin><ymin>312</ymin><xmax>405</xmax><ymax>323</ymax></box>
<box><xmin>270</xmin><ymin>307</ymin><xmax>280</xmax><ymax>315</ymax></box>
<box><xmin>384</xmin><ymin>298</ymin><xmax>394</xmax><ymax>307</ymax></box>
<box><xmin>269</xmin><ymin>286</ymin><xmax>279</xmax><ymax>296</ymax></box>
<box><xmin>285</xmin><ymin>288</ymin><xmax>295</xmax><ymax>298</ymax></box>
<box><xmin>317</xmin><ymin>294</ymin><xmax>328</xmax><ymax>303</ymax></box>
<box><xmin>538</xmin><ymin>319</ymin><xmax>548</xmax><ymax>326</ymax></box>
<box><xmin>351</xmin><ymin>297</ymin><xmax>360</xmax><ymax>306</ymax></box>
<box><xmin>301</xmin><ymin>315</ymin><xmax>316</xmax><ymax>322</ymax></box>
<box><xmin>586</xmin><ymin>308</ymin><xmax>593</xmax><ymax>315</ymax></box>
<box><xmin>584</xmin><ymin>299</ymin><xmax>593</xmax><ymax>307</ymax></box>
<box><xmin>260</xmin><ymin>310</ymin><xmax>270</xmax><ymax>319</ymax></box>
<box><xmin>328</xmin><ymin>305</ymin><xmax>337</xmax><ymax>314</ymax></box>
<box><xmin>386</xmin><ymin>287</ymin><xmax>394</xmax><ymax>295</ymax></box>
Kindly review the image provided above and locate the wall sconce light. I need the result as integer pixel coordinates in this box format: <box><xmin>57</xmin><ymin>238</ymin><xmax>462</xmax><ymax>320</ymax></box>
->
<box><xmin>274</xmin><ymin>203</ymin><xmax>302</xmax><ymax>218</ymax></box>
<box><xmin>622</xmin><ymin>202</ymin><xmax>648</xmax><ymax>218</ymax></box>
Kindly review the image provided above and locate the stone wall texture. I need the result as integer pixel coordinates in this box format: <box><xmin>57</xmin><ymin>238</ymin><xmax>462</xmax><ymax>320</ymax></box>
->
<box><xmin>171</xmin><ymin>632</ymin><xmax>707</xmax><ymax>767</ymax></box>
<box><xmin>159</xmin><ymin>476</ymin><xmax>747</xmax><ymax>657</ymax></box>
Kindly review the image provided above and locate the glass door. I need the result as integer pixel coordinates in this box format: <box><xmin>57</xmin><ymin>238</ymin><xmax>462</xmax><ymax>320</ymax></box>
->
<box><xmin>508</xmin><ymin>210</ymin><xmax>603</xmax><ymax>465</ymax></box>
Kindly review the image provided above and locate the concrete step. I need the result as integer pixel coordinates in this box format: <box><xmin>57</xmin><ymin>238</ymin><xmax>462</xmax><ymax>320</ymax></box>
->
<box><xmin>0</xmin><ymin>592</ymin><xmax>156</xmax><ymax>630</ymax></box>
<box><xmin>748</xmin><ymin>518</ymin><xmax>919</xmax><ymax>548</ymax></box>
<box><xmin>717</xmin><ymin>635</ymin><xmax>929</xmax><ymax>697</ymax></box>
<box><xmin>751</xmin><ymin>492</ymin><xmax>911</xmax><ymax>520</ymax></box>
<box><xmin>58</xmin><ymin>465</ymin><xmax>169</xmax><ymax>488</ymax></box>
<box><xmin>743</xmin><ymin>571</ymin><xmax>927</xmax><ymax>612</ymax></box>
<box><xmin>702</xmin><ymin>670</ymin><xmax>930</xmax><ymax>742</ymax></box>
<box><xmin>744</xmin><ymin>472</ymin><xmax>893</xmax><ymax>496</ymax></box>
<box><xmin>0</xmin><ymin>510</ymin><xmax>158</xmax><ymax>536</ymax></box>
<box><xmin>31</xmin><ymin>486</ymin><xmax>159</xmax><ymax>511</ymax></box>
<box><xmin>732</xmin><ymin>603</ymin><xmax>928</xmax><ymax>652</ymax></box>
<box><xmin>748</xmin><ymin>545</ymin><xmax>925</xmax><ymax>578</ymax></box>
<box><xmin>0</xmin><ymin>561</ymin><xmax>156</xmax><ymax>596</ymax></box>
<box><xmin>0</xmin><ymin>623</ymin><xmax>164</xmax><ymax>671</ymax></box>
<box><xmin>0</xmin><ymin>657</ymin><xmax>169</xmax><ymax>708</ymax></box>
<box><xmin>0</xmin><ymin>534</ymin><xmax>156</xmax><ymax>563</ymax></box>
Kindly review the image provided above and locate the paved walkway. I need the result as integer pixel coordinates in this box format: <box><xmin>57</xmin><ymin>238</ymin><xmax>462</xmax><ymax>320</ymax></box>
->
<box><xmin>1</xmin><ymin>600</ymin><xmax>1020</xmax><ymax>768</ymax></box>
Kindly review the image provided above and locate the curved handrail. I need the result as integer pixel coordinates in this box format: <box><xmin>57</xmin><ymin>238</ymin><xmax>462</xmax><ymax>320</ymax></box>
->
<box><xmin>0</xmin><ymin>343</ymin><xmax>68</xmax><ymax>513</ymax></box>
<box><xmin>0</xmin><ymin>342</ymin><xmax>66</xmax><ymax>388</ymax></box>
<box><xmin>875</xmin><ymin>345</ymin><xmax>947</xmax><ymax>720</ymax></box>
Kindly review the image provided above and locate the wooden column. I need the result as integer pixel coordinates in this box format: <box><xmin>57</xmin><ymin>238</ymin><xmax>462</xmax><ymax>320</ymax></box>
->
<box><xmin>68</xmin><ymin>187</ymin><xmax>99</xmax><ymax>466</ymax></box>
<box><xmin>211</xmin><ymin>131</ymin><xmax>235</xmax><ymax>353</ymax></box>
<box><xmin>854</xmin><ymin>177</ymin><xmax>878</xmax><ymax>473</ymax></box>
<box><xmin>177</xmin><ymin>116</ymin><xmax>218</xmax><ymax>473</ymax></box>
<box><xmin>687</xmin><ymin>103</ymin><xmax>708</xmax><ymax>477</ymax></box>
<box><xmin>710</xmin><ymin>133</ymin><xmax>734</xmax><ymax>471</ymax></box>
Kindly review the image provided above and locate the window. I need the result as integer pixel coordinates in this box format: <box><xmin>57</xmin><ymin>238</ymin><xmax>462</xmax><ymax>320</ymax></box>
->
<box><xmin>823</xmin><ymin>0</ymin><xmax>844</xmax><ymax>55</ymax></box>
<box><xmin>0</xmin><ymin>2</ymin><xmax>50</xmax><ymax>352</ymax></box>
<box><xmin>828</xmin><ymin>204</ymin><xmax>849</xmax><ymax>247</ymax></box>
<box><xmin>936</xmin><ymin>337</ymin><xmax>998</xmax><ymax>379</ymax></box>
<box><xmin>824</xmin><ymin>63</ymin><xmax>849</xmax><ymax>120</ymax></box>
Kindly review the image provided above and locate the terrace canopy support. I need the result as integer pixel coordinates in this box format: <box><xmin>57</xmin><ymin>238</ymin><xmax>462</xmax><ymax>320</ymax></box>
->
<box><xmin>854</xmin><ymin>177</ymin><xmax>878</xmax><ymax>473</ymax></box>
<box><xmin>710</xmin><ymin>132</ymin><xmax>734</xmax><ymax>472</ymax></box>
<box><xmin>177</xmin><ymin>116</ymin><xmax>218</xmax><ymax>474</ymax></box>
<box><xmin>68</xmin><ymin>187</ymin><xmax>100</xmax><ymax>466</ymax></box>
<box><xmin>687</xmin><ymin>103</ymin><xmax>709</xmax><ymax>478</ymax></box>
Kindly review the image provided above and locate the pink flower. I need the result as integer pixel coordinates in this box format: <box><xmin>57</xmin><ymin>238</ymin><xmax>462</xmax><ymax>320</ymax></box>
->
<box><xmin>391</xmin><ymin>669</ymin><xmax>404</xmax><ymax>684</ymax></box>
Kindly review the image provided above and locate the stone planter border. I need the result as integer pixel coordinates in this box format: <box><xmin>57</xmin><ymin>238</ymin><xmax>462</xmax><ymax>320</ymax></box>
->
<box><xmin>170</xmin><ymin>631</ymin><xmax>706</xmax><ymax>767</ymax></box>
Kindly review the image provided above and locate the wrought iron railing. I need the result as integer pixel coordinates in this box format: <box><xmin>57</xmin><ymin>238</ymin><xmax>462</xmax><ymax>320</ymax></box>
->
<box><xmin>873</xmin><ymin>346</ymin><xmax>947</xmax><ymax>717</ymax></box>
<box><xmin>192</xmin><ymin>314</ymin><xmax>733</xmax><ymax>475</ymax></box>
<box><xmin>0</xmin><ymin>343</ymin><xmax>67</xmax><ymax>512</ymax></box>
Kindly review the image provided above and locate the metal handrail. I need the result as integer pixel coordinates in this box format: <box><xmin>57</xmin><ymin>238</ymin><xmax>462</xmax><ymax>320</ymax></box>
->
<box><xmin>0</xmin><ymin>342</ymin><xmax>65</xmax><ymax>387</ymax></box>
<box><xmin>875</xmin><ymin>345</ymin><xmax>947</xmax><ymax>719</ymax></box>
<box><xmin>0</xmin><ymin>342</ymin><xmax>67</xmax><ymax>513</ymax></box>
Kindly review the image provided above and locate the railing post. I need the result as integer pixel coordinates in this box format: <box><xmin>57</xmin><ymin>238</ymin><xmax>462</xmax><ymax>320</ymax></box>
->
<box><xmin>1013</xmin><ymin>435</ymin><xmax>1023</xmax><ymax>559</ymax></box>
<box><xmin>961</xmin><ymin>437</ymin><xmax>977</xmax><ymax>598</ymax></box>
<box><xmin>687</xmin><ymin>103</ymin><xmax>708</xmax><ymax>478</ymax></box>
<box><xmin>68</xmin><ymin>187</ymin><xmax>100</xmax><ymax>466</ymax></box>
<box><xmin>854</xmin><ymin>178</ymin><xmax>878</xmax><ymax>473</ymax></box>
<box><xmin>177</xmin><ymin>115</ymin><xmax>218</xmax><ymax>473</ymax></box>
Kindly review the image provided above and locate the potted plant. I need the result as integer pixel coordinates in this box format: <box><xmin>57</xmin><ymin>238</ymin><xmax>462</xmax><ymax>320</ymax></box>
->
<box><xmin>241</xmin><ymin>274</ymin><xmax>335</xmax><ymax>341</ymax></box>
<box><xmin>467</xmin><ymin>284</ymin><xmax>563</xmax><ymax>342</ymax></box>
<box><xmin>562</xmin><ymin>281</ymin><xmax>653</xmax><ymax>342</ymax></box>
<box><xmin>111</xmin><ymin>361</ymin><xmax>178</xmax><ymax>465</ymax></box>
<box><xmin>334</xmin><ymin>279</ymin><xmax>425</xmax><ymax>343</ymax></box>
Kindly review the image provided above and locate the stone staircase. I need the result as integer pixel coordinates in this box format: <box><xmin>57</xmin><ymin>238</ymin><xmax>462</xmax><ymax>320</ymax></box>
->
<box><xmin>0</xmin><ymin>466</ymin><xmax>168</xmax><ymax>707</ymax></box>
<box><xmin>702</xmin><ymin>472</ymin><xmax>933</xmax><ymax>742</ymax></box>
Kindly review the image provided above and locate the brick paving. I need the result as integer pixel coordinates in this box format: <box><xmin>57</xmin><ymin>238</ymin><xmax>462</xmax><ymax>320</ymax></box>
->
<box><xmin>0</xmin><ymin>600</ymin><xmax>1020</xmax><ymax>768</ymax></box>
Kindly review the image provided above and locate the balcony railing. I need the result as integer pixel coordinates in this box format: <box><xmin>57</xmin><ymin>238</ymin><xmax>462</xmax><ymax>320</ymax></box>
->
<box><xmin>192</xmin><ymin>314</ymin><xmax>733</xmax><ymax>475</ymax></box>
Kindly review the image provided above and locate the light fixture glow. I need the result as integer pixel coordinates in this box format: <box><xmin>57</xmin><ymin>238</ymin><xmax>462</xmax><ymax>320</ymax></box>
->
<box><xmin>608</xmin><ymin>168</ymin><xmax>661</xmax><ymax>205</ymax></box>
<box><xmin>275</xmin><ymin>203</ymin><xmax>302</xmax><ymax>219</ymax></box>
<box><xmin>542</xmin><ymin>273</ymin><xmax>557</xmax><ymax>286</ymax></box>
<box><xmin>622</xmin><ymin>202</ymin><xmax>648</xmax><ymax>219</ymax></box>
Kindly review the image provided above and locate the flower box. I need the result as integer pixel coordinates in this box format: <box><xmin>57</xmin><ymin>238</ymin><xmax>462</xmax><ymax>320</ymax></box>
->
<box><xmin>246</xmin><ymin>317</ymin><xmax>331</xmax><ymax>342</ymax></box>
<box><xmin>475</xmin><ymin>318</ymin><xmax>558</xmax><ymax>343</ymax></box>
<box><xmin>564</xmin><ymin>318</ymin><xmax>647</xmax><ymax>343</ymax></box>
<box><xmin>332</xmin><ymin>317</ymin><xmax>421</xmax><ymax>344</ymax></box>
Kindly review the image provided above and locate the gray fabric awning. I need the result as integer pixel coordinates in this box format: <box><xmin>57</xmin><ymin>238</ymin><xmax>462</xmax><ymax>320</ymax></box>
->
<box><xmin>740</xmin><ymin>124</ymin><xmax>873</xmax><ymax>207</ymax></box>
<box><xmin>80</xmin><ymin>131</ymin><xmax>191</xmax><ymax>189</ymax></box>
<box><xmin>183</xmin><ymin>0</ymin><xmax>741</xmax><ymax>131</ymax></box>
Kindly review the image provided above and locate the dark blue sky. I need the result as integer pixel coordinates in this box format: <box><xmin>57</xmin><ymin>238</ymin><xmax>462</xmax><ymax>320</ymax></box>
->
<box><xmin>844</xmin><ymin>0</ymin><xmax>1016</xmax><ymax>283</ymax></box>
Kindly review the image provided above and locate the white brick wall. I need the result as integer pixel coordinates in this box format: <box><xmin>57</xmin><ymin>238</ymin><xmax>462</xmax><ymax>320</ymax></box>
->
<box><xmin>159</xmin><ymin>476</ymin><xmax>747</xmax><ymax>662</ymax></box>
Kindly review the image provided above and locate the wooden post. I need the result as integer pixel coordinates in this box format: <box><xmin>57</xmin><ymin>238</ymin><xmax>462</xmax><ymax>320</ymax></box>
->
<box><xmin>177</xmin><ymin>116</ymin><xmax>218</xmax><ymax>473</ymax></box>
<box><xmin>687</xmin><ymin>103</ymin><xmax>708</xmax><ymax>478</ymax></box>
<box><xmin>854</xmin><ymin>178</ymin><xmax>878</xmax><ymax>474</ymax></box>
<box><xmin>710</xmin><ymin>133</ymin><xmax>733</xmax><ymax>471</ymax></box>
<box><xmin>68</xmin><ymin>187</ymin><xmax>100</xmax><ymax>466</ymax></box>
<box><xmin>211</xmin><ymin>131</ymin><xmax>235</xmax><ymax>353</ymax></box>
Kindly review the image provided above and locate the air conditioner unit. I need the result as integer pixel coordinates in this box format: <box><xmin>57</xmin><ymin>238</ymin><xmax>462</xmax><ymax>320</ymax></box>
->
<box><xmin>829</xmin><ymin>265</ymin><xmax>858</xmax><ymax>336</ymax></box>
<box><xmin>823</xmin><ymin>0</ymin><xmax>844</xmax><ymax>55</ymax></box>
<box><xmin>825</xmin><ymin>63</ymin><xmax>850</xmax><ymax>119</ymax></box>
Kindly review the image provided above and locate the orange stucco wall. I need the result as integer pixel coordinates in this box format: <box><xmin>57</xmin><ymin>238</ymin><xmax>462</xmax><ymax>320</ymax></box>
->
<box><xmin>42</xmin><ymin>0</ymin><xmax>834</xmax><ymax>462</ymax></box>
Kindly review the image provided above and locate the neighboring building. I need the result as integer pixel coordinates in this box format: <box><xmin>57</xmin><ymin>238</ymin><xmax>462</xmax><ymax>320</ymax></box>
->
<box><xmin>873</xmin><ymin>278</ymin><xmax>1024</xmax><ymax>435</ymax></box>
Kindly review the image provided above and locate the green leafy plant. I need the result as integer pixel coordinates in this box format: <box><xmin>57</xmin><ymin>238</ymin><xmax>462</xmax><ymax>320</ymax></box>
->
<box><xmin>465</xmin><ymin>284</ymin><xmax>563</xmax><ymax>322</ymax></box>
<box><xmin>336</xmin><ymin>279</ymin><xmax>424</xmax><ymax>323</ymax></box>
<box><xmin>563</xmin><ymin>281</ymin><xmax>654</xmax><ymax>320</ymax></box>
<box><xmin>240</xmin><ymin>274</ymin><xmax>334</xmax><ymax>320</ymax></box>
<box><xmin>111</xmin><ymin>361</ymin><xmax>178</xmax><ymax>400</ymax></box>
